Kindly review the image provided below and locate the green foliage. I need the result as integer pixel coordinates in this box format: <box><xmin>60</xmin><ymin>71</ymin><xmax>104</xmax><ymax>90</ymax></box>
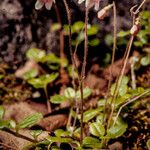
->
<box><xmin>89</xmin><ymin>122</ymin><xmax>105</xmax><ymax>137</ymax></box>
<box><xmin>110</xmin><ymin>76</ymin><xmax>129</xmax><ymax>96</ymax></box>
<box><xmin>106</xmin><ymin>117</ymin><xmax>127</xmax><ymax>139</ymax></box>
<box><xmin>64</xmin><ymin>21</ymin><xmax>100</xmax><ymax>47</ymax></box>
<box><xmin>0</xmin><ymin>74</ymin><xmax>4</xmax><ymax>80</ymax></box>
<box><xmin>51</xmin><ymin>23</ymin><xmax>61</xmax><ymax>32</ymax></box>
<box><xmin>75</xmin><ymin>87</ymin><xmax>92</xmax><ymax>99</ymax></box>
<box><xmin>147</xmin><ymin>139</ymin><xmax>150</xmax><ymax>150</ymax></box>
<box><xmin>22</xmin><ymin>69</ymin><xmax>38</xmax><ymax>80</ymax></box>
<box><xmin>0</xmin><ymin>106</ymin><xmax>5</xmax><ymax>119</ymax></box>
<box><xmin>28</xmin><ymin>73</ymin><xmax>58</xmax><ymax>89</ymax></box>
<box><xmin>46</xmin><ymin>136</ymin><xmax>72</xmax><ymax>143</ymax></box>
<box><xmin>83</xmin><ymin>108</ymin><xmax>102</xmax><ymax>123</ymax></box>
<box><xmin>30</xmin><ymin>130</ymin><xmax>42</xmax><ymax>139</ymax></box>
<box><xmin>26</xmin><ymin>48</ymin><xmax>68</xmax><ymax>71</ymax></box>
<box><xmin>50</xmin><ymin>95</ymin><xmax>68</xmax><ymax>104</ymax></box>
<box><xmin>0</xmin><ymin>120</ymin><xmax>10</xmax><ymax>129</ymax></box>
<box><xmin>17</xmin><ymin>113</ymin><xmax>43</xmax><ymax>129</ymax></box>
<box><xmin>54</xmin><ymin>129</ymin><xmax>70</xmax><ymax>137</ymax></box>
<box><xmin>26</xmin><ymin>48</ymin><xmax>46</xmax><ymax>62</ymax></box>
<box><xmin>50</xmin><ymin>87</ymin><xmax>92</xmax><ymax>104</ymax></box>
<box><xmin>64</xmin><ymin>87</ymin><xmax>76</xmax><ymax>99</ymax></box>
<box><xmin>83</xmin><ymin>137</ymin><xmax>102</xmax><ymax>149</ymax></box>
<box><xmin>140</xmin><ymin>53</ymin><xmax>150</xmax><ymax>66</ymax></box>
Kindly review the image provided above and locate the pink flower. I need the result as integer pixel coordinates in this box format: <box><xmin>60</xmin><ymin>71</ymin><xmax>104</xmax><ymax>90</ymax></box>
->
<box><xmin>78</xmin><ymin>0</ymin><xmax>101</xmax><ymax>10</ymax></box>
<box><xmin>35</xmin><ymin>0</ymin><xmax>55</xmax><ymax>10</ymax></box>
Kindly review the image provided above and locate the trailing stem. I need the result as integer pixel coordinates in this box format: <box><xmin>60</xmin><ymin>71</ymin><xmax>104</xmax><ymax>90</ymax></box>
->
<box><xmin>113</xmin><ymin>89</ymin><xmax>150</xmax><ymax>126</ymax></box>
<box><xmin>80</xmin><ymin>7</ymin><xmax>89</xmax><ymax>145</ymax></box>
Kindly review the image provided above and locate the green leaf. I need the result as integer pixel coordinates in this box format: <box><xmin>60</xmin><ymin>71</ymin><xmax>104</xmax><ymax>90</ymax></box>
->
<box><xmin>140</xmin><ymin>11</ymin><xmax>150</xmax><ymax>19</ymax></box>
<box><xmin>30</xmin><ymin>130</ymin><xmax>42</xmax><ymax>138</ymax></box>
<box><xmin>117</xmin><ymin>31</ymin><xmax>130</xmax><ymax>37</ymax></box>
<box><xmin>63</xmin><ymin>25</ymin><xmax>74</xmax><ymax>35</ymax></box>
<box><xmin>89</xmin><ymin>38</ymin><xmax>100</xmax><ymax>46</ymax></box>
<box><xmin>106</xmin><ymin>117</ymin><xmax>127</xmax><ymax>139</ymax></box>
<box><xmin>28</xmin><ymin>73</ymin><xmax>58</xmax><ymax>88</ymax></box>
<box><xmin>0</xmin><ymin>120</ymin><xmax>10</xmax><ymax>129</ymax></box>
<box><xmin>76</xmin><ymin>87</ymin><xmax>92</xmax><ymax>100</ymax></box>
<box><xmin>115</xmin><ymin>94</ymin><xmax>131</xmax><ymax>106</ymax></box>
<box><xmin>111</xmin><ymin>76</ymin><xmax>129</xmax><ymax>96</ymax></box>
<box><xmin>83</xmin><ymin>137</ymin><xmax>102</xmax><ymax>149</ymax></box>
<box><xmin>0</xmin><ymin>106</ymin><xmax>5</xmax><ymax>119</ymax></box>
<box><xmin>89</xmin><ymin>122</ymin><xmax>105</xmax><ymax>137</ymax></box>
<box><xmin>72</xmin><ymin>21</ymin><xmax>84</xmax><ymax>32</ymax></box>
<box><xmin>87</xmin><ymin>25</ymin><xmax>99</xmax><ymax>36</ymax></box>
<box><xmin>64</xmin><ymin>87</ymin><xmax>76</xmax><ymax>99</ymax></box>
<box><xmin>0</xmin><ymin>74</ymin><xmax>4</xmax><ymax>80</ymax></box>
<box><xmin>26</xmin><ymin>48</ymin><xmax>46</xmax><ymax>62</ymax></box>
<box><xmin>50</xmin><ymin>95</ymin><xmax>68</xmax><ymax>104</ymax></box>
<box><xmin>46</xmin><ymin>136</ymin><xmax>72</xmax><ymax>143</ymax></box>
<box><xmin>146</xmin><ymin>139</ymin><xmax>150</xmax><ymax>150</ymax></box>
<box><xmin>83</xmin><ymin>109</ymin><xmax>100</xmax><ymax>123</ymax></box>
<box><xmin>40</xmin><ymin>54</ymin><xmax>60</xmax><ymax>64</ymax></box>
<box><xmin>105</xmin><ymin>34</ymin><xmax>113</xmax><ymax>46</ymax></box>
<box><xmin>17</xmin><ymin>113</ymin><xmax>43</xmax><ymax>129</ymax></box>
<box><xmin>9</xmin><ymin>120</ymin><xmax>16</xmax><ymax>129</ymax></box>
<box><xmin>51</xmin><ymin>23</ymin><xmax>61</xmax><ymax>32</ymax></box>
<box><xmin>54</xmin><ymin>129</ymin><xmax>70</xmax><ymax>137</ymax></box>
<box><xmin>67</xmin><ymin>65</ymin><xmax>78</xmax><ymax>78</ymax></box>
<box><xmin>141</xmin><ymin>54</ymin><xmax>150</xmax><ymax>66</ymax></box>
<box><xmin>96</xmin><ymin>113</ymin><xmax>105</xmax><ymax>124</ymax></box>
<box><xmin>134</xmin><ymin>41</ymin><xmax>143</xmax><ymax>47</ymax></box>
<box><xmin>22</xmin><ymin>69</ymin><xmax>38</xmax><ymax>80</ymax></box>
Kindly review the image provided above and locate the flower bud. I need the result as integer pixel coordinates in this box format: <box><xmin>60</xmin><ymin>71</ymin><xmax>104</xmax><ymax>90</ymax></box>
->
<box><xmin>130</xmin><ymin>25</ymin><xmax>140</xmax><ymax>35</ymax></box>
<box><xmin>130</xmin><ymin>17</ymin><xmax>140</xmax><ymax>36</ymax></box>
<box><xmin>97</xmin><ymin>9</ymin><xmax>107</xmax><ymax>20</ymax></box>
<box><xmin>97</xmin><ymin>4</ymin><xmax>113</xmax><ymax>20</ymax></box>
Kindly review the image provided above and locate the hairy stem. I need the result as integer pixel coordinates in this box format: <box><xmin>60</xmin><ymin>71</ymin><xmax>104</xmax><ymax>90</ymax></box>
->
<box><xmin>104</xmin><ymin>1</ymin><xmax>117</xmax><ymax>124</ymax></box>
<box><xmin>107</xmin><ymin>35</ymin><xmax>134</xmax><ymax>129</ymax></box>
<box><xmin>54</xmin><ymin>4</ymin><xmax>66</xmax><ymax>88</ymax></box>
<box><xmin>80</xmin><ymin>7</ymin><xmax>89</xmax><ymax>145</ymax></box>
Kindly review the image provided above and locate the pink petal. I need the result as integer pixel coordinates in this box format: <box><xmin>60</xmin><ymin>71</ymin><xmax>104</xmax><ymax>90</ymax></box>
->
<box><xmin>94</xmin><ymin>0</ymin><xmax>100</xmax><ymax>10</ymax></box>
<box><xmin>78</xmin><ymin>0</ymin><xmax>85</xmax><ymax>4</ymax></box>
<box><xmin>35</xmin><ymin>0</ymin><xmax>44</xmax><ymax>10</ymax></box>
<box><xmin>45</xmin><ymin>1</ymin><xmax>53</xmax><ymax>10</ymax></box>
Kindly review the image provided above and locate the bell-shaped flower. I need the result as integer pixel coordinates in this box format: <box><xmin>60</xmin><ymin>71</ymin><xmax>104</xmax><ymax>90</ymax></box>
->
<box><xmin>35</xmin><ymin>0</ymin><xmax>55</xmax><ymax>10</ymax></box>
<box><xmin>78</xmin><ymin>0</ymin><xmax>101</xmax><ymax>11</ymax></box>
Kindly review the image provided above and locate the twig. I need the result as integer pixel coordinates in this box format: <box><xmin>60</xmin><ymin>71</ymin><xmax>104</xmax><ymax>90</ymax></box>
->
<box><xmin>44</xmin><ymin>86</ymin><xmax>51</xmax><ymax>113</ymax></box>
<box><xmin>113</xmin><ymin>89</ymin><xmax>150</xmax><ymax>126</ymax></box>
<box><xmin>0</xmin><ymin>142</ymin><xmax>17</xmax><ymax>150</ymax></box>
<box><xmin>2</xmin><ymin>128</ymin><xmax>36</xmax><ymax>143</ymax></box>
